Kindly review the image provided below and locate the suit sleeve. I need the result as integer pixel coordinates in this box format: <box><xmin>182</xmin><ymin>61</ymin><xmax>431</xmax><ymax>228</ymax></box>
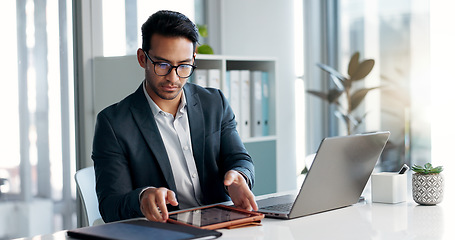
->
<box><xmin>92</xmin><ymin>111</ymin><xmax>144</xmax><ymax>222</ymax></box>
<box><xmin>217</xmin><ymin>90</ymin><xmax>255</xmax><ymax>189</ymax></box>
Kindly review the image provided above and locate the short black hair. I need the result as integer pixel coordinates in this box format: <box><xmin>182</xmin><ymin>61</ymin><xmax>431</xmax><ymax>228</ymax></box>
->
<box><xmin>141</xmin><ymin>10</ymin><xmax>199</xmax><ymax>52</ymax></box>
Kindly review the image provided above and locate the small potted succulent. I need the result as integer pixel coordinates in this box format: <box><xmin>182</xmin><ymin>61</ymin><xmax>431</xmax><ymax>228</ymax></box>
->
<box><xmin>411</xmin><ymin>163</ymin><xmax>444</xmax><ymax>205</ymax></box>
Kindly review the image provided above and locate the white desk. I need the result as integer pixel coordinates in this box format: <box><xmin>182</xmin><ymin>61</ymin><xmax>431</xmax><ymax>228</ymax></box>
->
<box><xmin>14</xmin><ymin>192</ymin><xmax>454</xmax><ymax>240</ymax></box>
<box><xmin>219</xmin><ymin>201</ymin><xmax>452</xmax><ymax>240</ymax></box>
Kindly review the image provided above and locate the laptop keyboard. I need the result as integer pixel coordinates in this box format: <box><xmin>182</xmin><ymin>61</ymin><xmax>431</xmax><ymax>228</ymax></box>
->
<box><xmin>260</xmin><ymin>202</ymin><xmax>293</xmax><ymax>212</ymax></box>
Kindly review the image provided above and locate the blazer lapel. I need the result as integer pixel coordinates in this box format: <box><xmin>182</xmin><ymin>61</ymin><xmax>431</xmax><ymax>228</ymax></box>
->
<box><xmin>129</xmin><ymin>85</ymin><xmax>177</xmax><ymax>192</ymax></box>
<box><xmin>184</xmin><ymin>85</ymin><xmax>206</xmax><ymax>182</ymax></box>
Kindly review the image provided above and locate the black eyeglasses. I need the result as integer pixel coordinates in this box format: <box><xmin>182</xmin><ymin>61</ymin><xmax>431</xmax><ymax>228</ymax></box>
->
<box><xmin>143</xmin><ymin>50</ymin><xmax>197</xmax><ymax>78</ymax></box>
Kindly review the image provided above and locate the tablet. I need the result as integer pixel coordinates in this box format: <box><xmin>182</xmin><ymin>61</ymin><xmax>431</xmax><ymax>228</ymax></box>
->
<box><xmin>167</xmin><ymin>204</ymin><xmax>264</xmax><ymax>230</ymax></box>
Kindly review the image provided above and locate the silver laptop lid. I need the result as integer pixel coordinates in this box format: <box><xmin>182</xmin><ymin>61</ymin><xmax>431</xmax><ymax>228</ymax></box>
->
<box><xmin>289</xmin><ymin>131</ymin><xmax>390</xmax><ymax>218</ymax></box>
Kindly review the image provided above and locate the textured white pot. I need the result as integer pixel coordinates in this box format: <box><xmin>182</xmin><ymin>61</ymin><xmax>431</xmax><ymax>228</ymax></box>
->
<box><xmin>412</xmin><ymin>173</ymin><xmax>444</xmax><ymax>205</ymax></box>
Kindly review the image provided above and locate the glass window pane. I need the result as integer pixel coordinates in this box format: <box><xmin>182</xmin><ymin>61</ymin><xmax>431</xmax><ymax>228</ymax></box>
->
<box><xmin>48</xmin><ymin>0</ymin><xmax>63</xmax><ymax>201</ymax></box>
<box><xmin>0</xmin><ymin>0</ymin><xmax>20</xmax><ymax>196</ymax></box>
<box><xmin>0</xmin><ymin>0</ymin><xmax>76</xmax><ymax>236</ymax></box>
<box><xmin>337</xmin><ymin>0</ymin><xmax>430</xmax><ymax>171</ymax></box>
<box><xmin>102</xmin><ymin>0</ymin><xmax>127</xmax><ymax>56</ymax></box>
<box><xmin>102</xmin><ymin>0</ymin><xmax>195</xmax><ymax>57</ymax></box>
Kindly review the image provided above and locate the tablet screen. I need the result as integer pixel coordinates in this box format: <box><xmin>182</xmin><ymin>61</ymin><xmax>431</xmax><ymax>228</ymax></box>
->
<box><xmin>168</xmin><ymin>206</ymin><xmax>253</xmax><ymax>227</ymax></box>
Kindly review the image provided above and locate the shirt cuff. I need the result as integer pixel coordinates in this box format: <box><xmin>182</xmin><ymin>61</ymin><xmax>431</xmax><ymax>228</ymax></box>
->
<box><xmin>139</xmin><ymin>186</ymin><xmax>155</xmax><ymax>204</ymax></box>
<box><xmin>237</xmin><ymin>171</ymin><xmax>251</xmax><ymax>189</ymax></box>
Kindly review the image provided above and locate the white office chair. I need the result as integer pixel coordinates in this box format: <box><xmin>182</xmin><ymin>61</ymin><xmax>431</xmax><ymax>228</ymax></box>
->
<box><xmin>75</xmin><ymin>166</ymin><xmax>104</xmax><ymax>226</ymax></box>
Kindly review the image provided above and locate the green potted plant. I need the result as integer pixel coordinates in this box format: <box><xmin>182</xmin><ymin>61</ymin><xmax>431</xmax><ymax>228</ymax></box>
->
<box><xmin>196</xmin><ymin>24</ymin><xmax>214</xmax><ymax>54</ymax></box>
<box><xmin>411</xmin><ymin>163</ymin><xmax>444</xmax><ymax>205</ymax></box>
<box><xmin>307</xmin><ymin>52</ymin><xmax>378</xmax><ymax>135</ymax></box>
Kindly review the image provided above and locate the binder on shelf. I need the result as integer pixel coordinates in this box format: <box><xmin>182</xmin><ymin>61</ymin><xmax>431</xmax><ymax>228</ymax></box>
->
<box><xmin>228</xmin><ymin>70</ymin><xmax>241</xmax><ymax>134</ymax></box>
<box><xmin>240</xmin><ymin>70</ymin><xmax>251</xmax><ymax>139</ymax></box>
<box><xmin>261</xmin><ymin>72</ymin><xmax>270</xmax><ymax>136</ymax></box>
<box><xmin>250</xmin><ymin>71</ymin><xmax>263</xmax><ymax>137</ymax></box>
<box><xmin>224</xmin><ymin>71</ymin><xmax>231</xmax><ymax>102</ymax></box>
<box><xmin>193</xmin><ymin>69</ymin><xmax>208</xmax><ymax>87</ymax></box>
<box><xmin>208</xmin><ymin>69</ymin><xmax>221</xmax><ymax>89</ymax></box>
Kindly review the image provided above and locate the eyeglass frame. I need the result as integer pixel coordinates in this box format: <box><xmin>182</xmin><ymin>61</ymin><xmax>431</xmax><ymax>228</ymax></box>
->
<box><xmin>142</xmin><ymin>50</ymin><xmax>197</xmax><ymax>78</ymax></box>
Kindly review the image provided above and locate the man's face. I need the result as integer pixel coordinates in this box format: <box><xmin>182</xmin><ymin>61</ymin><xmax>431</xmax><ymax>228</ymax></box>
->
<box><xmin>143</xmin><ymin>34</ymin><xmax>195</xmax><ymax>102</ymax></box>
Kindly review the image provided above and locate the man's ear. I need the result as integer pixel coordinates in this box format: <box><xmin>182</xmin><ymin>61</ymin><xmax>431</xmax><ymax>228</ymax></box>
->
<box><xmin>137</xmin><ymin>48</ymin><xmax>146</xmax><ymax>69</ymax></box>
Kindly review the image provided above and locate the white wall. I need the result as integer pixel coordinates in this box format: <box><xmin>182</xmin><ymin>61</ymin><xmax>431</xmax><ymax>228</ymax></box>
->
<box><xmin>219</xmin><ymin>0</ymin><xmax>297</xmax><ymax>191</ymax></box>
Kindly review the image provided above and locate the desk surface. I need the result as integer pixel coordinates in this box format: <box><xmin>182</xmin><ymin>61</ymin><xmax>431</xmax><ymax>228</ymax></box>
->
<box><xmin>219</xmin><ymin>201</ymin><xmax>452</xmax><ymax>240</ymax></box>
<box><xmin>15</xmin><ymin>194</ymin><xmax>454</xmax><ymax>240</ymax></box>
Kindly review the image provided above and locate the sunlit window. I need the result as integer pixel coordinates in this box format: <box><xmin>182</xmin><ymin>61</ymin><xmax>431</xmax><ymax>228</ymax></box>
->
<box><xmin>430</xmin><ymin>0</ymin><xmax>455</xmax><ymax>205</ymax></box>
<box><xmin>0</xmin><ymin>0</ymin><xmax>20</xmax><ymax>196</ymax></box>
<box><xmin>337</xmin><ymin>0</ymin><xmax>430</xmax><ymax>171</ymax></box>
<box><xmin>102</xmin><ymin>0</ymin><xmax>195</xmax><ymax>57</ymax></box>
<box><xmin>1</xmin><ymin>0</ymin><xmax>198</xmax><ymax>238</ymax></box>
<box><xmin>294</xmin><ymin>0</ymin><xmax>305</xmax><ymax>183</ymax></box>
<box><xmin>0</xmin><ymin>0</ymin><xmax>75</xmax><ymax>238</ymax></box>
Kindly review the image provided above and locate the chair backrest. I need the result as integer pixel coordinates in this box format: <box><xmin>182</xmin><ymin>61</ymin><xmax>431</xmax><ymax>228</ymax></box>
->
<box><xmin>75</xmin><ymin>166</ymin><xmax>103</xmax><ymax>226</ymax></box>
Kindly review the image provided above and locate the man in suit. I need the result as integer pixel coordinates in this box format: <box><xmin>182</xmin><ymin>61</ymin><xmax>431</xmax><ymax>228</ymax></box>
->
<box><xmin>92</xmin><ymin>10</ymin><xmax>257</xmax><ymax>223</ymax></box>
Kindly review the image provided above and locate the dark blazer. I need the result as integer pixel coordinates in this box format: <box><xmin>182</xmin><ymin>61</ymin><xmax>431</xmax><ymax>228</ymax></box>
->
<box><xmin>92</xmin><ymin>82</ymin><xmax>254</xmax><ymax>222</ymax></box>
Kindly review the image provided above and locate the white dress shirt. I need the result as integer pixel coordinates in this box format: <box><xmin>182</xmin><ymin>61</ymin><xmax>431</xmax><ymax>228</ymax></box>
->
<box><xmin>142</xmin><ymin>82</ymin><xmax>203</xmax><ymax>209</ymax></box>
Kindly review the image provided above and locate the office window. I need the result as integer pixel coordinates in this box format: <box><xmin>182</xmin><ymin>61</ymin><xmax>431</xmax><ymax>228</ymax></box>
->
<box><xmin>430</xmin><ymin>0</ymin><xmax>455</xmax><ymax>204</ymax></box>
<box><xmin>102</xmin><ymin>0</ymin><xmax>196</xmax><ymax>57</ymax></box>
<box><xmin>0</xmin><ymin>0</ymin><xmax>20</xmax><ymax>196</ymax></box>
<box><xmin>336</xmin><ymin>0</ymin><xmax>430</xmax><ymax>171</ymax></box>
<box><xmin>0</xmin><ymin>0</ymin><xmax>75</xmax><ymax>238</ymax></box>
<box><xmin>294</xmin><ymin>0</ymin><xmax>305</xmax><ymax>181</ymax></box>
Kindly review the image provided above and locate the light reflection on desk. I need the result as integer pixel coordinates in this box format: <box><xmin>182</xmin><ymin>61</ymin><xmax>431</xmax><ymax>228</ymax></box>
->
<box><xmin>219</xmin><ymin>200</ymin><xmax>451</xmax><ymax>240</ymax></box>
<box><xmin>14</xmin><ymin>196</ymin><xmax>453</xmax><ymax>240</ymax></box>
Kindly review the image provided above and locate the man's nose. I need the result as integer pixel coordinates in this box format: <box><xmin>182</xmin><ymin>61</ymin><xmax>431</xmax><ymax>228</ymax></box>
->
<box><xmin>167</xmin><ymin>68</ymin><xmax>180</xmax><ymax>83</ymax></box>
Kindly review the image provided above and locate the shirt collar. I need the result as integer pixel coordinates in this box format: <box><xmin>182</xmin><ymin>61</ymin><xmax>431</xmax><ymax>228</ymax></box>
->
<box><xmin>142</xmin><ymin>81</ymin><xmax>187</xmax><ymax>117</ymax></box>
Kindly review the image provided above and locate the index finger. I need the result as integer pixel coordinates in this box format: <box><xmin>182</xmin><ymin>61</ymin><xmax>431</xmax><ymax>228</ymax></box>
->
<box><xmin>156</xmin><ymin>189</ymin><xmax>176</xmax><ymax>221</ymax></box>
<box><xmin>249</xmin><ymin>194</ymin><xmax>258</xmax><ymax>211</ymax></box>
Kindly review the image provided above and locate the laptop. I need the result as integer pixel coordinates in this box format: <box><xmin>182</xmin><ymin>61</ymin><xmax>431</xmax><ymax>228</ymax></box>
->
<box><xmin>257</xmin><ymin>131</ymin><xmax>390</xmax><ymax>219</ymax></box>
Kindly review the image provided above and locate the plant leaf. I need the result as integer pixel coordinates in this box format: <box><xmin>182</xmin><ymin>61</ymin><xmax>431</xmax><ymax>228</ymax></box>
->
<box><xmin>431</xmin><ymin>166</ymin><xmax>444</xmax><ymax>173</ymax></box>
<box><xmin>307</xmin><ymin>89</ymin><xmax>342</xmax><ymax>104</ymax></box>
<box><xmin>317</xmin><ymin>63</ymin><xmax>347</xmax><ymax>82</ymax></box>
<box><xmin>348</xmin><ymin>114</ymin><xmax>359</xmax><ymax>125</ymax></box>
<box><xmin>344</xmin><ymin>78</ymin><xmax>352</xmax><ymax>90</ymax></box>
<box><xmin>412</xmin><ymin>163</ymin><xmax>443</xmax><ymax>174</ymax></box>
<box><xmin>350</xmin><ymin>87</ymin><xmax>380</xmax><ymax>111</ymax></box>
<box><xmin>424</xmin><ymin>163</ymin><xmax>433</xmax><ymax>170</ymax></box>
<box><xmin>347</xmin><ymin>52</ymin><xmax>360</xmax><ymax>77</ymax></box>
<box><xmin>412</xmin><ymin>164</ymin><xmax>425</xmax><ymax>173</ymax></box>
<box><xmin>330</xmin><ymin>74</ymin><xmax>345</xmax><ymax>90</ymax></box>
<box><xmin>197</xmin><ymin>24</ymin><xmax>208</xmax><ymax>38</ymax></box>
<box><xmin>335</xmin><ymin>111</ymin><xmax>357</xmax><ymax>124</ymax></box>
<box><xmin>327</xmin><ymin>89</ymin><xmax>343</xmax><ymax>103</ymax></box>
<box><xmin>354</xmin><ymin>112</ymin><xmax>368</xmax><ymax>126</ymax></box>
<box><xmin>334</xmin><ymin>111</ymin><xmax>350</xmax><ymax>126</ymax></box>
<box><xmin>350</xmin><ymin>59</ymin><xmax>375</xmax><ymax>81</ymax></box>
<box><xmin>352</xmin><ymin>113</ymin><xmax>369</xmax><ymax>132</ymax></box>
<box><xmin>307</xmin><ymin>90</ymin><xmax>329</xmax><ymax>102</ymax></box>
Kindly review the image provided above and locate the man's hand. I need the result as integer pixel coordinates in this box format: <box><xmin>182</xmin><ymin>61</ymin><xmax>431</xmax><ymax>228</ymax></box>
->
<box><xmin>140</xmin><ymin>187</ymin><xmax>178</xmax><ymax>222</ymax></box>
<box><xmin>224</xmin><ymin>170</ymin><xmax>258</xmax><ymax>211</ymax></box>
